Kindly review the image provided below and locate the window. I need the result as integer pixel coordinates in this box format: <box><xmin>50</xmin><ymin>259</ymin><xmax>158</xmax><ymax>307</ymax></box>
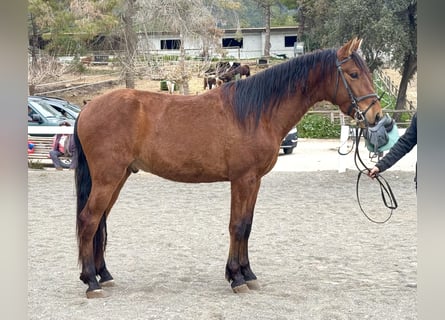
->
<box><xmin>284</xmin><ymin>36</ymin><xmax>297</xmax><ymax>48</ymax></box>
<box><xmin>160</xmin><ymin>39</ymin><xmax>181</xmax><ymax>50</ymax></box>
<box><xmin>222</xmin><ymin>37</ymin><xmax>243</xmax><ymax>48</ymax></box>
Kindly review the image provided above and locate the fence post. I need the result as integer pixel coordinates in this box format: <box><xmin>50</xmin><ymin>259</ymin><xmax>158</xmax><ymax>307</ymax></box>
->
<box><xmin>338</xmin><ymin>114</ymin><xmax>348</xmax><ymax>173</ymax></box>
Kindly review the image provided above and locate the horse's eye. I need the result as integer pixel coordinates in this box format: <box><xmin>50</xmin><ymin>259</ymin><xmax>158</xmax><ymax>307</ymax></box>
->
<box><xmin>350</xmin><ymin>72</ymin><xmax>359</xmax><ymax>79</ymax></box>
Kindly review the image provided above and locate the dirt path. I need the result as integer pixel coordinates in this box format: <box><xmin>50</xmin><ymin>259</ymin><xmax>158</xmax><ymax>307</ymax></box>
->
<box><xmin>28</xmin><ymin>166</ymin><xmax>417</xmax><ymax>319</ymax></box>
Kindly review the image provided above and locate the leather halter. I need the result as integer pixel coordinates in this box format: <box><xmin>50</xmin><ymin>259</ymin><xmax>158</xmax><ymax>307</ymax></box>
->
<box><xmin>333</xmin><ymin>56</ymin><xmax>380</xmax><ymax>126</ymax></box>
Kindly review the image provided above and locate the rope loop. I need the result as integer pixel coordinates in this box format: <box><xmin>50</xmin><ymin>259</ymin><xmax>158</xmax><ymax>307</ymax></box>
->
<box><xmin>339</xmin><ymin>127</ymin><xmax>398</xmax><ymax>223</ymax></box>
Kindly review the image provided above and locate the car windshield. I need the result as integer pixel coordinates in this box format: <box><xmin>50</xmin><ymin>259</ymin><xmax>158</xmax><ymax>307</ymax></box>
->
<box><xmin>61</xmin><ymin>102</ymin><xmax>81</xmax><ymax>114</ymax></box>
<box><xmin>29</xmin><ymin>99</ymin><xmax>65</xmax><ymax>118</ymax></box>
<box><xmin>40</xmin><ymin>98</ymin><xmax>81</xmax><ymax>115</ymax></box>
<box><xmin>64</xmin><ymin>102</ymin><xmax>81</xmax><ymax>112</ymax></box>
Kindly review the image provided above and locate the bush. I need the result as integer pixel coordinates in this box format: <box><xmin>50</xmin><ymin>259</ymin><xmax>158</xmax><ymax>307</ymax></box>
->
<box><xmin>297</xmin><ymin>114</ymin><xmax>341</xmax><ymax>138</ymax></box>
<box><xmin>28</xmin><ymin>160</ymin><xmax>45</xmax><ymax>169</ymax></box>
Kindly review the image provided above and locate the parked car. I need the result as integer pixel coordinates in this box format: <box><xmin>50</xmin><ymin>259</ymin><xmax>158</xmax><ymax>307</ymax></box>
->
<box><xmin>281</xmin><ymin>127</ymin><xmax>298</xmax><ymax>154</ymax></box>
<box><xmin>29</xmin><ymin>96</ymin><xmax>81</xmax><ymax>120</ymax></box>
<box><xmin>28</xmin><ymin>98</ymin><xmax>74</xmax><ymax>136</ymax></box>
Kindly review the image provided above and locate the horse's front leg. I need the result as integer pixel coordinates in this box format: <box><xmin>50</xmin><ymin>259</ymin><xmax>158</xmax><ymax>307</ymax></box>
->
<box><xmin>226</xmin><ymin>175</ymin><xmax>261</xmax><ymax>293</ymax></box>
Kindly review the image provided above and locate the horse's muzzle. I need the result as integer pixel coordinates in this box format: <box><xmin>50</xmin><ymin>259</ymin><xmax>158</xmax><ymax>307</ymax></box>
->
<box><xmin>363</xmin><ymin>114</ymin><xmax>399</xmax><ymax>153</ymax></box>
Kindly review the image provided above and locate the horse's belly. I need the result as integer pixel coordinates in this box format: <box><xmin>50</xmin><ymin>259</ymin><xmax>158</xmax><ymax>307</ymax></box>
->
<box><xmin>133</xmin><ymin>156</ymin><xmax>230</xmax><ymax>183</ymax></box>
<box><xmin>133</xmin><ymin>136</ymin><xmax>279</xmax><ymax>183</ymax></box>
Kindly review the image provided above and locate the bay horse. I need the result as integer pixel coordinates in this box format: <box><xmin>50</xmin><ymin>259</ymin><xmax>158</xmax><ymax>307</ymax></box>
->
<box><xmin>74</xmin><ymin>38</ymin><xmax>383</xmax><ymax>298</ymax></box>
<box><xmin>219</xmin><ymin>64</ymin><xmax>251</xmax><ymax>82</ymax></box>
<box><xmin>203</xmin><ymin>75</ymin><xmax>218</xmax><ymax>90</ymax></box>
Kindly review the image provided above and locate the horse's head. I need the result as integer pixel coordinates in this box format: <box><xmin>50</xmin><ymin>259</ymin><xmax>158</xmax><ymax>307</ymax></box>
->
<box><xmin>334</xmin><ymin>38</ymin><xmax>383</xmax><ymax>127</ymax></box>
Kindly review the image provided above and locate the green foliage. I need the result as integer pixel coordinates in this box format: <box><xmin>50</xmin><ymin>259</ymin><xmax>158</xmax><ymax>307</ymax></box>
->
<box><xmin>398</xmin><ymin>112</ymin><xmax>411</xmax><ymax>123</ymax></box>
<box><xmin>161</xmin><ymin>55</ymin><xmax>179</xmax><ymax>62</ymax></box>
<box><xmin>297</xmin><ymin>114</ymin><xmax>341</xmax><ymax>138</ymax></box>
<box><xmin>69</xmin><ymin>57</ymin><xmax>87</xmax><ymax>75</ymax></box>
<box><xmin>372</xmin><ymin>76</ymin><xmax>411</xmax><ymax>123</ymax></box>
<box><xmin>28</xmin><ymin>160</ymin><xmax>45</xmax><ymax>170</ymax></box>
<box><xmin>373</xmin><ymin>76</ymin><xmax>396</xmax><ymax>110</ymax></box>
<box><xmin>160</xmin><ymin>80</ymin><xmax>179</xmax><ymax>91</ymax></box>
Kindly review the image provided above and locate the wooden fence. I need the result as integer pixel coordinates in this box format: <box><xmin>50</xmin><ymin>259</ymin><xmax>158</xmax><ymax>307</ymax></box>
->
<box><xmin>374</xmin><ymin>69</ymin><xmax>416</xmax><ymax>111</ymax></box>
<box><xmin>305</xmin><ymin>109</ymin><xmax>416</xmax><ymax>128</ymax></box>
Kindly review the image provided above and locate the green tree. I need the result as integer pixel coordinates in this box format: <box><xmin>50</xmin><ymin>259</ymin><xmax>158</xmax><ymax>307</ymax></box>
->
<box><xmin>27</xmin><ymin>0</ymin><xmax>121</xmax><ymax>91</ymax></box>
<box><xmin>254</xmin><ymin>0</ymin><xmax>275</xmax><ymax>57</ymax></box>
<box><xmin>253</xmin><ymin>0</ymin><xmax>294</xmax><ymax>57</ymax></box>
<box><xmin>28</xmin><ymin>0</ymin><xmax>75</xmax><ymax>94</ymax></box>
<box><xmin>386</xmin><ymin>0</ymin><xmax>417</xmax><ymax>120</ymax></box>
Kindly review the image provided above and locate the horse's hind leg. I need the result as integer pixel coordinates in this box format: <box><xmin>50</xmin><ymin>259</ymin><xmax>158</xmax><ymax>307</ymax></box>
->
<box><xmin>95</xmin><ymin>169</ymin><xmax>132</xmax><ymax>287</ymax></box>
<box><xmin>226</xmin><ymin>175</ymin><xmax>261</xmax><ymax>293</ymax></box>
<box><xmin>78</xmin><ymin>169</ymin><xmax>129</xmax><ymax>298</ymax></box>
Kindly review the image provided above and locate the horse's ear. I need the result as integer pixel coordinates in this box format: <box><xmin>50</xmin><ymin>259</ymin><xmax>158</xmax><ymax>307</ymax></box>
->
<box><xmin>356</xmin><ymin>38</ymin><xmax>363</xmax><ymax>51</ymax></box>
<box><xmin>337</xmin><ymin>37</ymin><xmax>362</xmax><ymax>59</ymax></box>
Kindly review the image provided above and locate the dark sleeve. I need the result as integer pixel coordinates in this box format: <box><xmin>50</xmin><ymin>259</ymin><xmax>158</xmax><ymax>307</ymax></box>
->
<box><xmin>376</xmin><ymin>112</ymin><xmax>417</xmax><ymax>172</ymax></box>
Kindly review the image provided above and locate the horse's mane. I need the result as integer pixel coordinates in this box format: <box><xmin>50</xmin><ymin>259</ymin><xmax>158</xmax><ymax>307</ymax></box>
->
<box><xmin>221</xmin><ymin>49</ymin><xmax>368</xmax><ymax>126</ymax></box>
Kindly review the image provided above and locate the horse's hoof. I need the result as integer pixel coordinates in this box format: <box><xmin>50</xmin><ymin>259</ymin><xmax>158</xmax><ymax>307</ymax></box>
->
<box><xmin>232</xmin><ymin>284</ymin><xmax>250</xmax><ymax>293</ymax></box>
<box><xmin>100</xmin><ymin>279</ymin><xmax>115</xmax><ymax>287</ymax></box>
<box><xmin>86</xmin><ymin>289</ymin><xmax>108</xmax><ymax>299</ymax></box>
<box><xmin>246</xmin><ymin>279</ymin><xmax>260</xmax><ymax>290</ymax></box>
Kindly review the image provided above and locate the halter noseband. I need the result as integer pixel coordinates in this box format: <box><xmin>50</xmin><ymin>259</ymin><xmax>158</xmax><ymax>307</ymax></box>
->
<box><xmin>333</xmin><ymin>56</ymin><xmax>380</xmax><ymax>126</ymax></box>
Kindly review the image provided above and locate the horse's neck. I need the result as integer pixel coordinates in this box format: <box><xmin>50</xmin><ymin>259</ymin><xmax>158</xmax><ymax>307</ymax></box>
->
<box><xmin>270</xmin><ymin>67</ymin><xmax>334</xmax><ymax>138</ymax></box>
<box><xmin>271</xmin><ymin>93</ymin><xmax>321</xmax><ymax>139</ymax></box>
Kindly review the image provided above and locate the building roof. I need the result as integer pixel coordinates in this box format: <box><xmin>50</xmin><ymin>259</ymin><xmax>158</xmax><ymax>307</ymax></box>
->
<box><xmin>223</xmin><ymin>26</ymin><xmax>298</xmax><ymax>34</ymax></box>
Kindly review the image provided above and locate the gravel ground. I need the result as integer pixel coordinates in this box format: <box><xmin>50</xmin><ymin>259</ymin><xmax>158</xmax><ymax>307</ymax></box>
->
<box><xmin>28</xmin><ymin>141</ymin><xmax>417</xmax><ymax>320</ymax></box>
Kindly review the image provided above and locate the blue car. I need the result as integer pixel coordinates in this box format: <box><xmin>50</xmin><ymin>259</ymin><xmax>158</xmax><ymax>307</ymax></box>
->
<box><xmin>28</xmin><ymin>98</ymin><xmax>74</xmax><ymax>136</ymax></box>
<box><xmin>29</xmin><ymin>96</ymin><xmax>81</xmax><ymax>120</ymax></box>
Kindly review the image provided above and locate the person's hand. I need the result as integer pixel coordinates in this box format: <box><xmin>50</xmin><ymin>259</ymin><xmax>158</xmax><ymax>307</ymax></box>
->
<box><xmin>368</xmin><ymin>166</ymin><xmax>380</xmax><ymax>179</ymax></box>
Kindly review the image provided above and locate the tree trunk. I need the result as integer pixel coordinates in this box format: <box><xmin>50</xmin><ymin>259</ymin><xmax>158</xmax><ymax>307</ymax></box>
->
<box><xmin>264</xmin><ymin>5</ymin><xmax>271</xmax><ymax>57</ymax></box>
<box><xmin>179</xmin><ymin>31</ymin><xmax>190</xmax><ymax>95</ymax></box>
<box><xmin>122</xmin><ymin>0</ymin><xmax>137</xmax><ymax>89</ymax></box>
<box><xmin>29</xmin><ymin>13</ymin><xmax>39</xmax><ymax>95</ymax></box>
<box><xmin>393</xmin><ymin>52</ymin><xmax>417</xmax><ymax>122</ymax></box>
<box><xmin>29</xmin><ymin>13</ymin><xmax>39</xmax><ymax>71</ymax></box>
<box><xmin>393</xmin><ymin>1</ymin><xmax>417</xmax><ymax>122</ymax></box>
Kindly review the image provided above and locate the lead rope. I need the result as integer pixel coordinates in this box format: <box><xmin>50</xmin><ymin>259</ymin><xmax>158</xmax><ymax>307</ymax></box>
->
<box><xmin>351</xmin><ymin>127</ymin><xmax>398</xmax><ymax>224</ymax></box>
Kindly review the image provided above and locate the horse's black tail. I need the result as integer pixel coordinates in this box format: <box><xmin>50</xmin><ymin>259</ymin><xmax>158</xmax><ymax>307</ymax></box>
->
<box><xmin>74</xmin><ymin>119</ymin><xmax>91</xmax><ymax>261</ymax></box>
<box><xmin>74</xmin><ymin>118</ymin><xmax>108</xmax><ymax>268</ymax></box>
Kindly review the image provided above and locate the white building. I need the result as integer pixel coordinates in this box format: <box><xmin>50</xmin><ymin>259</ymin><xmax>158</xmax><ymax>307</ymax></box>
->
<box><xmin>137</xmin><ymin>26</ymin><xmax>301</xmax><ymax>60</ymax></box>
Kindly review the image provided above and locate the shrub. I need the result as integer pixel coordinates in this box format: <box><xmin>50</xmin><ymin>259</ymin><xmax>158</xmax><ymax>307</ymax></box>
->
<box><xmin>297</xmin><ymin>114</ymin><xmax>341</xmax><ymax>138</ymax></box>
<box><xmin>28</xmin><ymin>160</ymin><xmax>45</xmax><ymax>169</ymax></box>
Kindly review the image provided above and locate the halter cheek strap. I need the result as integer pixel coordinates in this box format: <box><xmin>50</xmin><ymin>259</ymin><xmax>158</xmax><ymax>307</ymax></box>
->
<box><xmin>333</xmin><ymin>56</ymin><xmax>380</xmax><ymax>125</ymax></box>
